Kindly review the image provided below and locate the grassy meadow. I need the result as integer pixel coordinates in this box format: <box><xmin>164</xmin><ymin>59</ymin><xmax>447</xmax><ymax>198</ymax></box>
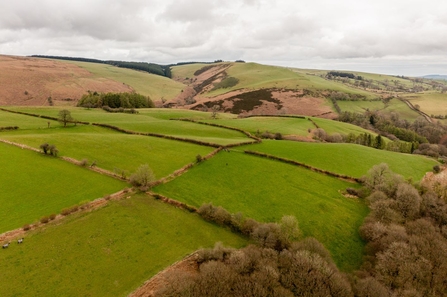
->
<box><xmin>202</xmin><ymin>116</ymin><xmax>315</xmax><ymax>137</ymax></box>
<box><xmin>154</xmin><ymin>151</ymin><xmax>368</xmax><ymax>271</ymax></box>
<box><xmin>0</xmin><ymin>142</ymin><xmax>126</xmax><ymax>233</ymax></box>
<box><xmin>1</xmin><ymin>125</ymin><xmax>214</xmax><ymax>178</ymax></box>
<box><xmin>0</xmin><ymin>103</ymin><xmax>439</xmax><ymax>290</ymax></box>
<box><xmin>0</xmin><ymin>194</ymin><xmax>247</xmax><ymax>297</ymax></box>
<box><xmin>240</xmin><ymin>140</ymin><xmax>436</xmax><ymax>180</ymax></box>
<box><xmin>201</xmin><ymin>115</ymin><xmax>378</xmax><ymax>138</ymax></box>
<box><xmin>405</xmin><ymin>92</ymin><xmax>447</xmax><ymax>117</ymax></box>
<box><xmin>4</xmin><ymin>107</ymin><xmax>249</xmax><ymax>146</ymax></box>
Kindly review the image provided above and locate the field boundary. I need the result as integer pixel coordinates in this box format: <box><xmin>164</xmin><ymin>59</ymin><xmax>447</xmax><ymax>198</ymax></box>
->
<box><xmin>0</xmin><ymin>188</ymin><xmax>133</xmax><ymax>243</ymax></box>
<box><xmin>149</xmin><ymin>147</ymin><xmax>223</xmax><ymax>188</ymax></box>
<box><xmin>244</xmin><ymin>114</ymin><xmax>306</xmax><ymax>119</ymax></box>
<box><xmin>0</xmin><ymin>107</ymin><xmax>90</xmax><ymax>125</ymax></box>
<box><xmin>0</xmin><ymin>139</ymin><xmax>128</xmax><ymax>181</ymax></box>
<box><xmin>244</xmin><ymin>150</ymin><xmax>361</xmax><ymax>183</ymax></box>
<box><xmin>171</xmin><ymin>118</ymin><xmax>262</xmax><ymax>142</ymax></box>
<box><xmin>92</xmin><ymin>123</ymin><xmax>223</xmax><ymax>148</ymax></box>
<box><xmin>128</xmin><ymin>252</ymin><xmax>199</xmax><ymax>297</ymax></box>
<box><xmin>147</xmin><ymin>192</ymin><xmax>197</xmax><ymax>213</ymax></box>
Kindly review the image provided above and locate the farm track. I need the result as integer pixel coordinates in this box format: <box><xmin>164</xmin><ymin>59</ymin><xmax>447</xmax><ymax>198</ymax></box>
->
<box><xmin>400</xmin><ymin>98</ymin><xmax>433</xmax><ymax>123</ymax></box>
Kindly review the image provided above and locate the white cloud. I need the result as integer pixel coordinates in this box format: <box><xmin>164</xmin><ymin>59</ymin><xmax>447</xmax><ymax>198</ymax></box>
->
<box><xmin>0</xmin><ymin>0</ymin><xmax>446</xmax><ymax>75</ymax></box>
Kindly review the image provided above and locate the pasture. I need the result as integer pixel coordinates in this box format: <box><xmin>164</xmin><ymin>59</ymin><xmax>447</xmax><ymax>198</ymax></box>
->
<box><xmin>153</xmin><ymin>151</ymin><xmax>368</xmax><ymax>271</ymax></box>
<box><xmin>0</xmin><ymin>142</ymin><xmax>126</xmax><ymax>233</ymax></box>
<box><xmin>201</xmin><ymin>115</ymin><xmax>378</xmax><ymax>138</ymax></box>
<box><xmin>0</xmin><ymin>109</ymin><xmax>61</xmax><ymax>130</ymax></box>
<box><xmin>1</xmin><ymin>125</ymin><xmax>214</xmax><ymax>178</ymax></box>
<box><xmin>4</xmin><ymin>107</ymin><xmax>250</xmax><ymax>146</ymax></box>
<box><xmin>241</xmin><ymin>140</ymin><xmax>437</xmax><ymax>180</ymax></box>
<box><xmin>68</xmin><ymin>61</ymin><xmax>186</xmax><ymax>101</ymax></box>
<box><xmin>202</xmin><ymin>116</ymin><xmax>315</xmax><ymax>137</ymax></box>
<box><xmin>0</xmin><ymin>194</ymin><xmax>247</xmax><ymax>297</ymax></box>
<box><xmin>405</xmin><ymin>92</ymin><xmax>447</xmax><ymax>117</ymax></box>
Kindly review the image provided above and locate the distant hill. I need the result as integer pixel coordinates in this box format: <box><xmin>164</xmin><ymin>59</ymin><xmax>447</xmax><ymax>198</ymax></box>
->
<box><xmin>2</xmin><ymin>54</ymin><xmax>447</xmax><ymax>121</ymax></box>
<box><xmin>0</xmin><ymin>55</ymin><xmax>133</xmax><ymax>106</ymax></box>
<box><xmin>422</xmin><ymin>74</ymin><xmax>447</xmax><ymax>80</ymax></box>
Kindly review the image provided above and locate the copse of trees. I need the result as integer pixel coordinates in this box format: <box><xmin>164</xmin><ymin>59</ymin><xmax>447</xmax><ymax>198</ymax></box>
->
<box><xmin>157</xmin><ymin>206</ymin><xmax>352</xmax><ymax>297</ymax></box>
<box><xmin>353</xmin><ymin>163</ymin><xmax>447</xmax><ymax>296</ymax></box>
<box><xmin>156</xmin><ymin>241</ymin><xmax>353</xmax><ymax>297</ymax></box>
<box><xmin>327</xmin><ymin>71</ymin><xmax>363</xmax><ymax>80</ymax></box>
<box><xmin>77</xmin><ymin>91</ymin><xmax>154</xmax><ymax>109</ymax></box>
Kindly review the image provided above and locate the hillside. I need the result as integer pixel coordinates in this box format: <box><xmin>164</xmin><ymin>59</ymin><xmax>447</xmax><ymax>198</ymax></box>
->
<box><xmin>169</xmin><ymin>62</ymin><xmax>447</xmax><ymax>121</ymax></box>
<box><xmin>0</xmin><ymin>55</ymin><xmax>133</xmax><ymax>106</ymax></box>
<box><xmin>2</xmin><ymin>55</ymin><xmax>447</xmax><ymax>124</ymax></box>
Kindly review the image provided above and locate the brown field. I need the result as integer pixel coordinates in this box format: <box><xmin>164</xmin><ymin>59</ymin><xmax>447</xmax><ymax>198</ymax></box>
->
<box><xmin>0</xmin><ymin>55</ymin><xmax>133</xmax><ymax>106</ymax></box>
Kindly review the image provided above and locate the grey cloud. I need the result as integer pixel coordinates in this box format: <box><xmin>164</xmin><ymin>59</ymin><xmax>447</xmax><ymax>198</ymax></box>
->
<box><xmin>1</xmin><ymin>0</ymin><xmax>447</xmax><ymax>75</ymax></box>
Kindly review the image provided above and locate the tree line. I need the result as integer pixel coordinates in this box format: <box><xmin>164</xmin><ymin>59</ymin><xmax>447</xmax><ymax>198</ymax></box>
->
<box><xmin>31</xmin><ymin>55</ymin><xmax>172</xmax><ymax>78</ymax></box>
<box><xmin>339</xmin><ymin>110</ymin><xmax>447</xmax><ymax>159</ymax></box>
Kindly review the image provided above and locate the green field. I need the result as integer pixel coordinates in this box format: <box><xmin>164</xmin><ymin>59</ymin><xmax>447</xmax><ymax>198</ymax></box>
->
<box><xmin>154</xmin><ymin>151</ymin><xmax>368</xmax><ymax>271</ymax></box>
<box><xmin>0</xmin><ymin>194</ymin><xmax>247</xmax><ymax>297</ymax></box>
<box><xmin>405</xmin><ymin>92</ymin><xmax>447</xmax><ymax>117</ymax></box>
<box><xmin>68</xmin><ymin>61</ymin><xmax>186</xmax><ymax>101</ymax></box>
<box><xmin>1</xmin><ymin>125</ymin><xmax>214</xmax><ymax>178</ymax></box>
<box><xmin>240</xmin><ymin>140</ymin><xmax>436</xmax><ymax>180</ymax></box>
<box><xmin>0</xmin><ymin>142</ymin><xmax>126</xmax><ymax>233</ymax></box>
<box><xmin>201</xmin><ymin>115</ymin><xmax>378</xmax><ymax>138</ymax></box>
<box><xmin>0</xmin><ymin>109</ymin><xmax>63</xmax><ymax>129</ymax></box>
<box><xmin>202</xmin><ymin>116</ymin><xmax>315</xmax><ymax>137</ymax></box>
<box><xmin>4</xmin><ymin>107</ymin><xmax>249</xmax><ymax>145</ymax></box>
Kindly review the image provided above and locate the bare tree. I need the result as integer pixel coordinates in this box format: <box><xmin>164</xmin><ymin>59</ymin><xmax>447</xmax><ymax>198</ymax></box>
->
<box><xmin>58</xmin><ymin>109</ymin><xmax>74</xmax><ymax>127</ymax></box>
<box><xmin>129</xmin><ymin>164</ymin><xmax>156</xmax><ymax>190</ymax></box>
<box><xmin>211</xmin><ymin>105</ymin><xmax>220</xmax><ymax>119</ymax></box>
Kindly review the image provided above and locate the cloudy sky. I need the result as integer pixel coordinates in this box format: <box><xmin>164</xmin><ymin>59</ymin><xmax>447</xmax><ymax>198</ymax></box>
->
<box><xmin>1</xmin><ymin>0</ymin><xmax>446</xmax><ymax>76</ymax></box>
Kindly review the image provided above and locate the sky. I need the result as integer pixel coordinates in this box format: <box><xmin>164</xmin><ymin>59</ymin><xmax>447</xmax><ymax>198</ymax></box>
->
<box><xmin>1</xmin><ymin>0</ymin><xmax>447</xmax><ymax>76</ymax></box>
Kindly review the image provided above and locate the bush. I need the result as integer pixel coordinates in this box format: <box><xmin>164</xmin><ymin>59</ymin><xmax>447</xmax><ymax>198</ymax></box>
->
<box><xmin>196</xmin><ymin>154</ymin><xmax>203</xmax><ymax>163</ymax></box>
<box><xmin>80</xmin><ymin>159</ymin><xmax>88</xmax><ymax>167</ymax></box>
<box><xmin>40</xmin><ymin>216</ymin><xmax>50</xmax><ymax>224</ymax></box>
<box><xmin>49</xmin><ymin>214</ymin><xmax>57</xmax><ymax>220</ymax></box>
<box><xmin>129</xmin><ymin>164</ymin><xmax>156</xmax><ymax>190</ymax></box>
<box><xmin>22</xmin><ymin>224</ymin><xmax>31</xmax><ymax>231</ymax></box>
<box><xmin>61</xmin><ymin>205</ymin><xmax>79</xmax><ymax>216</ymax></box>
<box><xmin>433</xmin><ymin>164</ymin><xmax>441</xmax><ymax>173</ymax></box>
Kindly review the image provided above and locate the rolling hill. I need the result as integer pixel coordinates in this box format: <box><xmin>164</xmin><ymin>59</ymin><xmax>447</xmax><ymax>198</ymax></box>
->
<box><xmin>1</xmin><ymin>55</ymin><xmax>446</xmax><ymax>295</ymax></box>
